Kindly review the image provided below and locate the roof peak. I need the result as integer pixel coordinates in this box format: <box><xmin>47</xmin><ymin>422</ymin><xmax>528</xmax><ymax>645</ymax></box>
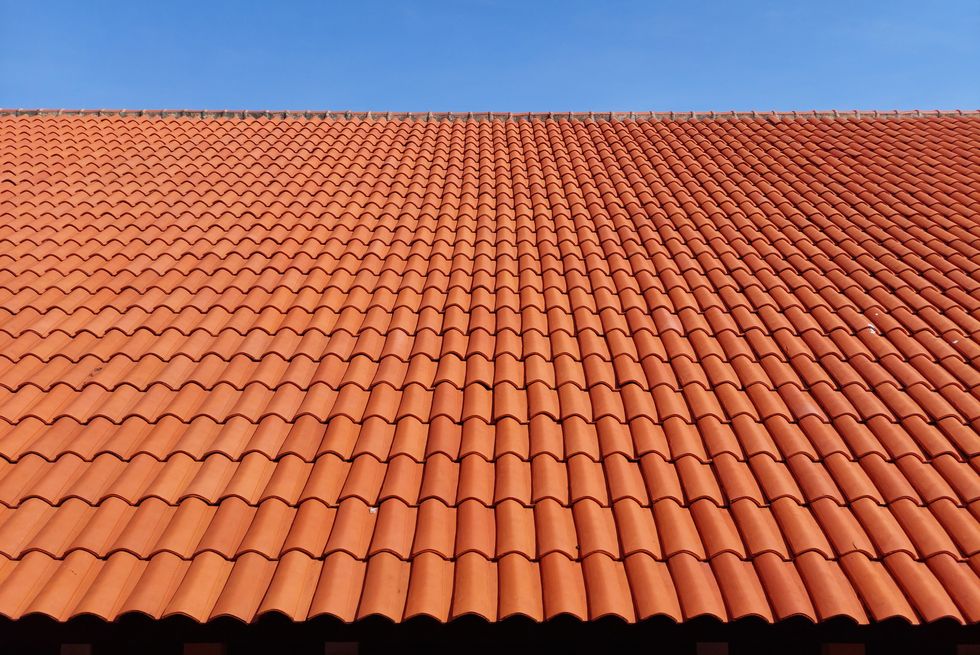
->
<box><xmin>2</xmin><ymin>108</ymin><xmax>978</xmax><ymax>121</ymax></box>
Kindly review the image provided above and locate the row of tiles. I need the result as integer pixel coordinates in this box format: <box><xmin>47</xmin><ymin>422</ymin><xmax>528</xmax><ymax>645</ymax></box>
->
<box><xmin>2</xmin><ymin>179</ymin><xmax>977</xmax><ymax>217</ymax></box>
<box><xmin>0</xmin><ymin>278</ymin><xmax>968</xmax><ymax>355</ymax></box>
<box><xmin>0</xmin><ymin>221</ymin><xmax>972</xmax><ymax>299</ymax></box>
<box><xmin>3</xmin><ymin>173</ymin><xmax>975</xmax><ymax>210</ymax></box>
<box><xmin>0</xmin><ymin>242</ymin><xmax>970</xmax><ymax>337</ymax></box>
<box><xmin>0</xmin><ymin>204</ymin><xmax>973</xmax><ymax>252</ymax></box>
<box><xmin>3</xmin><ymin>157</ymin><xmax>968</xmax><ymax>254</ymax></box>
<box><xmin>0</xmin><ymin>377</ymin><xmax>974</xmax><ymax>428</ymax></box>
<box><xmin>2</xmin><ymin>173</ymin><xmax>975</xmax><ymax>216</ymax></box>
<box><xmin>0</xmin><ymin>226</ymin><xmax>973</xmax><ymax>301</ymax></box>
<box><xmin>0</xmin><ymin>495</ymin><xmax>973</xmax><ymax>562</ymax></box>
<box><xmin>0</xmin><ymin>268</ymin><xmax>972</xmax><ymax>333</ymax></box>
<box><xmin>5</xmin><ymin>134</ymin><xmax>970</xmax><ymax>174</ymax></box>
<box><xmin>3</xmin><ymin>169</ymin><xmax>972</xmax><ymax>236</ymax></box>
<box><xmin>5</xmin><ymin>271</ymin><xmax>966</xmax><ymax>328</ymax></box>
<box><xmin>2</xmin><ymin>178</ymin><xmax>974</xmax><ymax>236</ymax></box>
<box><xmin>0</xmin><ymin>549</ymin><xmax>975</xmax><ymax>623</ymax></box>
<box><xmin>15</xmin><ymin>127</ymin><xmax>961</xmax><ymax>161</ymax></box>
<box><xmin>0</xmin><ymin>205</ymin><xmax>972</xmax><ymax>249</ymax></box>
<box><xmin>0</xmin><ymin>413</ymin><xmax>974</xmax><ymax>463</ymax></box>
<box><xmin>0</xmin><ymin>215</ymin><xmax>971</xmax><ymax>306</ymax></box>
<box><xmin>6</xmin><ymin>132</ymin><xmax>970</xmax><ymax>222</ymax></box>
<box><xmin>15</xmin><ymin>205</ymin><xmax>965</xmax><ymax>242</ymax></box>
<box><xmin>7</xmin><ymin>187</ymin><xmax>967</xmax><ymax>234</ymax></box>
<box><xmin>2</xmin><ymin>133</ymin><xmax>972</xmax><ymax>183</ymax></box>
<box><xmin>4</xmin><ymin>178</ymin><xmax>970</xmax><ymax>236</ymax></box>
<box><xmin>0</xmin><ymin>270</ymin><xmax>973</xmax><ymax>340</ymax></box>
<box><xmin>4</xmin><ymin>183</ymin><xmax>974</xmax><ymax>230</ymax></box>
<box><xmin>0</xmin><ymin>319</ymin><xmax>972</xmax><ymax>386</ymax></box>
<box><xmin>0</xmin><ymin>449</ymin><xmax>973</xmax><ymax>508</ymax></box>
<box><xmin>0</xmin><ymin>297</ymin><xmax>970</xmax><ymax>352</ymax></box>
<box><xmin>8</xmin><ymin>201</ymin><xmax>962</xmax><ymax>254</ymax></box>
<box><xmin>1</xmin><ymin>291</ymin><xmax>969</xmax><ymax>362</ymax></box>
<box><xmin>2</xmin><ymin>283</ymin><xmax>967</xmax><ymax>333</ymax></box>
<box><xmin>0</xmin><ymin>282</ymin><xmax>970</xmax><ymax>344</ymax></box>
<box><xmin>0</xmin><ymin>372</ymin><xmax>980</xmax><ymax>443</ymax></box>
<box><xmin>0</xmin><ymin>328</ymin><xmax>973</xmax><ymax>411</ymax></box>
<box><xmin>5</xmin><ymin>174</ymin><xmax>973</xmax><ymax>206</ymax></box>
<box><xmin>0</xmin><ymin>346</ymin><xmax>975</xmax><ymax>395</ymax></box>
<box><xmin>0</xmin><ymin>232</ymin><xmax>965</xmax><ymax>298</ymax></box>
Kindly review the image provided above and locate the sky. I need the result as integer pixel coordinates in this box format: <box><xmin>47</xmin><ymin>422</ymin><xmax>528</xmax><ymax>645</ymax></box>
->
<box><xmin>1</xmin><ymin>1</ymin><xmax>978</xmax><ymax>112</ymax></box>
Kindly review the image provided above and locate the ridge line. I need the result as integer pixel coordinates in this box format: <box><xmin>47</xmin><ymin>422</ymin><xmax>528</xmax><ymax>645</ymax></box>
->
<box><xmin>1</xmin><ymin>109</ymin><xmax>979</xmax><ymax>121</ymax></box>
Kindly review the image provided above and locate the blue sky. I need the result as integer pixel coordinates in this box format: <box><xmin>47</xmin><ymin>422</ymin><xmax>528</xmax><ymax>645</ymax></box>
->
<box><xmin>2</xmin><ymin>1</ymin><xmax>978</xmax><ymax>111</ymax></box>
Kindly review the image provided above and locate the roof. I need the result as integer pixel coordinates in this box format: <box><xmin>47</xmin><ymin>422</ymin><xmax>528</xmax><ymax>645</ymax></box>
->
<box><xmin>0</xmin><ymin>111</ymin><xmax>977</xmax><ymax>626</ymax></box>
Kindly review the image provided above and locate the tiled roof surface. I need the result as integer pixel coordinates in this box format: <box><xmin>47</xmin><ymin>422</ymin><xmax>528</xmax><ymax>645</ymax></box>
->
<box><xmin>0</xmin><ymin>113</ymin><xmax>977</xmax><ymax>625</ymax></box>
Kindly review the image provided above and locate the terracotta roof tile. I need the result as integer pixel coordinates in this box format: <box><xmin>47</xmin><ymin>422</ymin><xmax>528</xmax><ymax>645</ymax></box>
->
<box><xmin>0</xmin><ymin>112</ymin><xmax>977</xmax><ymax>624</ymax></box>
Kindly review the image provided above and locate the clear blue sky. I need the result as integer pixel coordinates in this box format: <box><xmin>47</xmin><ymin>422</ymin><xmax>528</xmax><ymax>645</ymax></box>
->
<box><xmin>2</xmin><ymin>0</ymin><xmax>978</xmax><ymax>112</ymax></box>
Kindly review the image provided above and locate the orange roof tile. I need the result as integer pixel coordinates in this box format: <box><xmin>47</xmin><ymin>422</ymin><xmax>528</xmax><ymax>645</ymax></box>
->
<box><xmin>0</xmin><ymin>110</ymin><xmax>978</xmax><ymax>625</ymax></box>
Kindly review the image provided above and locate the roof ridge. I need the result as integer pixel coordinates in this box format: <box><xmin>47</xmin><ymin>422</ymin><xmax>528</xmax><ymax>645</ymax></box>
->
<box><xmin>2</xmin><ymin>108</ymin><xmax>979</xmax><ymax>121</ymax></box>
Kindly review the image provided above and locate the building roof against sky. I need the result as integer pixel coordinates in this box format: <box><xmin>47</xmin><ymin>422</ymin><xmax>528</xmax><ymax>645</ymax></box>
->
<box><xmin>0</xmin><ymin>111</ymin><xmax>977</xmax><ymax>625</ymax></box>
